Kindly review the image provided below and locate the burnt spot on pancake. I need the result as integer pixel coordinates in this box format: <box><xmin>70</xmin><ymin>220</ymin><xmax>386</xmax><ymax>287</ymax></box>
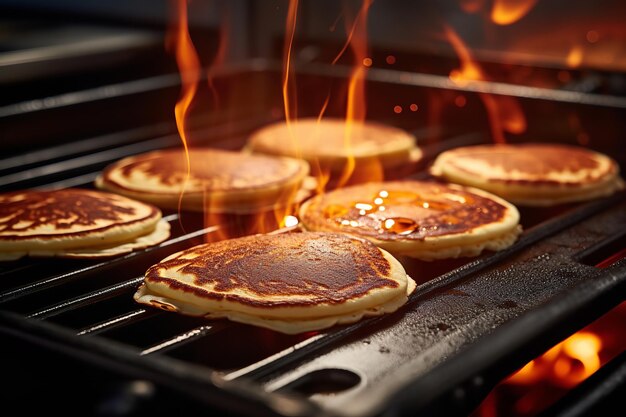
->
<box><xmin>302</xmin><ymin>182</ymin><xmax>508</xmax><ymax>241</ymax></box>
<box><xmin>0</xmin><ymin>189</ymin><xmax>156</xmax><ymax>239</ymax></box>
<box><xmin>110</xmin><ymin>149</ymin><xmax>304</xmax><ymax>191</ymax></box>
<box><xmin>145</xmin><ymin>232</ymin><xmax>398</xmax><ymax>308</ymax></box>
<box><xmin>448</xmin><ymin>144</ymin><xmax>615</xmax><ymax>186</ymax></box>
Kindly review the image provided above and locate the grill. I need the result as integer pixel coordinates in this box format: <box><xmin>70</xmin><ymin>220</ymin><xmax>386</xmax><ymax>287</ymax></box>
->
<box><xmin>1</xmin><ymin>6</ymin><xmax>626</xmax><ymax>417</ymax></box>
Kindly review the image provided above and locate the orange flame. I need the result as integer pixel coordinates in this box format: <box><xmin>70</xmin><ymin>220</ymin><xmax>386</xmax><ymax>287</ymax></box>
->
<box><xmin>169</xmin><ymin>1</ymin><xmax>298</xmax><ymax>241</ymax></box>
<box><xmin>445</xmin><ymin>25</ymin><xmax>526</xmax><ymax>143</ymax></box>
<box><xmin>337</xmin><ymin>0</ymin><xmax>373</xmax><ymax>188</ymax></box>
<box><xmin>508</xmin><ymin>332</ymin><xmax>603</xmax><ymax>388</ymax></box>
<box><xmin>282</xmin><ymin>0</ymin><xmax>299</xmax><ymax>140</ymax></box>
<box><xmin>310</xmin><ymin>0</ymin><xmax>374</xmax><ymax>191</ymax></box>
<box><xmin>491</xmin><ymin>0</ymin><xmax>539</xmax><ymax>25</ymax></box>
<box><xmin>475</xmin><ymin>303</ymin><xmax>626</xmax><ymax>417</ymax></box>
<box><xmin>283</xmin><ymin>0</ymin><xmax>376</xmax><ymax>193</ymax></box>
<box><xmin>207</xmin><ymin>5</ymin><xmax>229</xmax><ymax>109</ymax></box>
<box><xmin>170</xmin><ymin>0</ymin><xmax>201</xmax><ymax>215</ymax></box>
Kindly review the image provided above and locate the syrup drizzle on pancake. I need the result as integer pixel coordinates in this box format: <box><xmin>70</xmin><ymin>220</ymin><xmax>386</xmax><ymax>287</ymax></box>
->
<box><xmin>313</xmin><ymin>185</ymin><xmax>508</xmax><ymax>241</ymax></box>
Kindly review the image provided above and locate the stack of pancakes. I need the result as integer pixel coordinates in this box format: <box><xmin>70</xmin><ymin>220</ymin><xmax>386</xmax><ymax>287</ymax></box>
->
<box><xmin>430</xmin><ymin>143</ymin><xmax>624</xmax><ymax>206</ymax></box>
<box><xmin>246</xmin><ymin>118</ymin><xmax>422</xmax><ymax>186</ymax></box>
<box><xmin>0</xmin><ymin>189</ymin><xmax>170</xmax><ymax>260</ymax></box>
<box><xmin>135</xmin><ymin>232</ymin><xmax>416</xmax><ymax>334</ymax></box>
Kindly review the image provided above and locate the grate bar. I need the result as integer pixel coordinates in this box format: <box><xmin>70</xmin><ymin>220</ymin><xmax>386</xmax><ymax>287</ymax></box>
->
<box><xmin>0</xmin><ymin>122</ymin><xmax>173</xmax><ymax>174</ymax></box>
<box><xmin>140</xmin><ymin>325</ymin><xmax>221</xmax><ymax>356</ymax></box>
<box><xmin>0</xmin><ymin>262</ymin><xmax>40</xmax><ymax>278</ymax></box>
<box><xmin>27</xmin><ymin>276</ymin><xmax>144</xmax><ymax>320</ymax></box>
<box><xmin>0</xmin><ymin>136</ymin><xmax>176</xmax><ymax>189</ymax></box>
<box><xmin>223</xmin><ymin>334</ymin><xmax>326</xmax><ymax>381</ymax></box>
<box><xmin>0</xmin><ymin>261</ymin><xmax>136</xmax><ymax>304</ymax></box>
<box><xmin>76</xmin><ymin>308</ymin><xmax>160</xmax><ymax>336</ymax></box>
<box><xmin>35</xmin><ymin>171</ymin><xmax>102</xmax><ymax>190</ymax></box>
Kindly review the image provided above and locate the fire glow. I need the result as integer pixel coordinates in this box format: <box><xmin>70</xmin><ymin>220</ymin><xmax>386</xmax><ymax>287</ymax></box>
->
<box><xmin>171</xmin><ymin>0</ymin><xmax>300</xmax><ymax>240</ymax></box>
<box><xmin>473</xmin><ymin>302</ymin><xmax>626</xmax><ymax>417</ymax></box>
<box><xmin>338</xmin><ymin>0</ymin><xmax>373</xmax><ymax>188</ymax></box>
<box><xmin>445</xmin><ymin>25</ymin><xmax>527</xmax><ymax>143</ymax></box>
<box><xmin>491</xmin><ymin>0</ymin><xmax>539</xmax><ymax>25</ymax></box>
<box><xmin>283</xmin><ymin>0</ymin><xmax>378</xmax><ymax>191</ymax></box>
<box><xmin>171</xmin><ymin>0</ymin><xmax>200</xmax><ymax>214</ymax></box>
<box><xmin>507</xmin><ymin>332</ymin><xmax>602</xmax><ymax>387</ymax></box>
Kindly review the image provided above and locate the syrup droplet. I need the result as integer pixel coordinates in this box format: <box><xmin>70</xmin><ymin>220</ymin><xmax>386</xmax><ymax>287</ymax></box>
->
<box><xmin>382</xmin><ymin>217</ymin><xmax>418</xmax><ymax>234</ymax></box>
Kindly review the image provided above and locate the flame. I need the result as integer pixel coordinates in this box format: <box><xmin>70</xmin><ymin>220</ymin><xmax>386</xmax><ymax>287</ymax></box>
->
<box><xmin>207</xmin><ymin>4</ymin><xmax>229</xmax><ymax>109</ymax></box>
<box><xmin>171</xmin><ymin>0</ymin><xmax>201</xmax><ymax>215</ymax></box>
<box><xmin>475</xmin><ymin>303</ymin><xmax>626</xmax><ymax>417</ymax></box>
<box><xmin>337</xmin><ymin>0</ymin><xmax>373</xmax><ymax>188</ymax></box>
<box><xmin>558</xmin><ymin>332</ymin><xmax>602</xmax><ymax>384</ymax></box>
<box><xmin>310</xmin><ymin>0</ymin><xmax>375</xmax><ymax>190</ymax></box>
<box><xmin>284</xmin><ymin>0</ymin><xmax>377</xmax><ymax>193</ymax></box>
<box><xmin>491</xmin><ymin>0</ymin><xmax>539</xmax><ymax>25</ymax></box>
<box><xmin>445</xmin><ymin>25</ymin><xmax>526</xmax><ymax>143</ymax></box>
<box><xmin>507</xmin><ymin>332</ymin><xmax>602</xmax><ymax>388</ymax></box>
<box><xmin>169</xmin><ymin>1</ymin><xmax>300</xmax><ymax>241</ymax></box>
<box><xmin>282</xmin><ymin>0</ymin><xmax>299</xmax><ymax>141</ymax></box>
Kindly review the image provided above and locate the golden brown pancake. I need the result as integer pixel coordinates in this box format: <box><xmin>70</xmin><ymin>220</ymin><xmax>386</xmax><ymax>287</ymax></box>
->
<box><xmin>430</xmin><ymin>143</ymin><xmax>624</xmax><ymax>206</ymax></box>
<box><xmin>134</xmin><ymin>232</ymin><xmax>415</xmax><ymax>334</ymax></box>
<box><xmin>0</xmin><ymin>188</ymin><xmax>169</xmax><ymax>260</ymax></box>
<box><xmin>245</xmin><ymin>118</ymin><xmax>422</xmax><ymax>184</ymax></box>
<box><xmin>96</xmin><ymin>148</ymin><xmax>311</xmax><ymax>213</ymax></box>
<box><xmin>299</xmin><ymin>181</ymin><xmax>521</xmax><ymax>260</ymax></box>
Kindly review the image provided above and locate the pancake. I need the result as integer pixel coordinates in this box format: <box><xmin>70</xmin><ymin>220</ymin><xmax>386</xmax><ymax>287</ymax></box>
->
<box><xmin>245</xmin><ymin>118</ymin><xmax>422</xmax><ymax>183</ymax></box>
<box><xmin>96</xmin><ymin>148</ymin><xmax>311</xmax><ymax>213</ymax></box>
<box><xmin>299</xmin><ymin>181</ymin><xmax>521</xmax><ymax>260</ymax></box>
<box><xmin>134</xmin><ymin>232</ymin><xmax>416</xmax><ymax>334</ymax></box>
<box><xmin>0</xmin><ymin>188</ymin><xmax>169</xmax><ymax>260</ymax></box>
<box><xmin>430</xmin><ymin>143</ymin><xmax>624</xmax><ymax>206</ymax></box>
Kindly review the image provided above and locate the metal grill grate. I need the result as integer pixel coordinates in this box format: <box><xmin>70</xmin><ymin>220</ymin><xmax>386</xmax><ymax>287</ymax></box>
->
<box><xmin>1</xmin><ymin>62</ymin><xmax>625</xmax><ymax>417</ymax></box>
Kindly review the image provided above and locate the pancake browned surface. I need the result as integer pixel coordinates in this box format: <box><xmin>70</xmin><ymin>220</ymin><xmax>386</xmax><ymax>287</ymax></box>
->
<box><xmin>430</xmin><ymin>143</ymin><xmax>624</xmax><ymax>206</ymax></box>
<box><xmin>246</xmin><ymin>118</ymin><xmax>422</xmax><ymax>182</ymax></box>
<box><xmin>134</xmin><ymin>232</ymin><xmax>415</xmax><ymax>334</ymax></box>
<box><xmin>0</xmin><ymin>188</ymin><xmax>169</xmax><ymax>260</ymax></box>
<box><xmin>96</xmin><ymin>148</ymin><xmax>310</xmax><ymax>213</ymax></box>
<box><xmin>299</xmin><ymin>181</ymin><xmax>521</xmax><ymax>260</ymax></box>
